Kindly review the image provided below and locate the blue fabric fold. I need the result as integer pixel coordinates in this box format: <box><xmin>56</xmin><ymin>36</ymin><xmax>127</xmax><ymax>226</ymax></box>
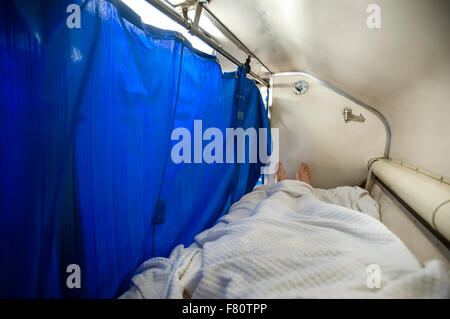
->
<box><xmin>0</xmin><ymin>0</ymin><xmax>271</xmax><ymax>298</ymax></box>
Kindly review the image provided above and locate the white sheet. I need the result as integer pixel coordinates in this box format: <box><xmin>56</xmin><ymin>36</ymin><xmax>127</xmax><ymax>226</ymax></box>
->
<box><xmin>121</xmin><ymin>180</ymin><xmax>449</xmax><ymax>299</ymax></box>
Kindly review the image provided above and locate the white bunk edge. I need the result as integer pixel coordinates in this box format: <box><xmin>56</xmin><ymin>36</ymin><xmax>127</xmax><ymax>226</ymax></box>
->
<box><xmin>366</xmin><ymin>158</ymin><xmax>450</xmax><ymax>267</ymax></box>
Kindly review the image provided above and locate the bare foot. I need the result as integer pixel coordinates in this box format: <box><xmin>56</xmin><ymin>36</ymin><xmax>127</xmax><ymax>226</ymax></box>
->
<box><xmin>296</xmin><ymin>162</ymin><xmax>312</xmax><ymax>185</ymax></box>
<box><xmin>274</xmin><ymin>162</ymin><xmax>287</xmax><ymax>183</ymax></box>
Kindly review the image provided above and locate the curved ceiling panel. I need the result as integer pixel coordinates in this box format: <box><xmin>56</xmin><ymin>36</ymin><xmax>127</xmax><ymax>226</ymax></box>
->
<box><xmin>209</xmin><ymin>0</ymin><xmax>450</xmax><ymax>177</ymax></box>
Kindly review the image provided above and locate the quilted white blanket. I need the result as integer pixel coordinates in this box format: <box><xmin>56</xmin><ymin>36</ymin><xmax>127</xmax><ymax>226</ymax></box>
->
<box><xmin>121</xmin><ymin>180</ymin><xmax>450</xmax><ymax>299</ymax></box>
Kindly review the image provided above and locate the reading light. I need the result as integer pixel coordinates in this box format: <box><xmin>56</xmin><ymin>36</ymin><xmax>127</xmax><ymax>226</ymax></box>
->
<box><xmin>293</xmin><ymin>80</ymin><xmax>308</xmax><ymax>95</ymax></box>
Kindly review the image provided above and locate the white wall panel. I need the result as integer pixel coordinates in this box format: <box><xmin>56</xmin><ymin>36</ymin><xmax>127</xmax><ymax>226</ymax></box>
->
<box><xmin>271</xmin><ymin>75</ymin><xmax>385</xmax><ymax>188</ymax></box>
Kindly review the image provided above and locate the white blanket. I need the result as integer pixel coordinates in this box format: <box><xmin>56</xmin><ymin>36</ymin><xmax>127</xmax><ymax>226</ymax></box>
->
<box><xmin>121</xmin><ymin>180</ymin><xmax>449</xmax><ymax>299</ymax></box>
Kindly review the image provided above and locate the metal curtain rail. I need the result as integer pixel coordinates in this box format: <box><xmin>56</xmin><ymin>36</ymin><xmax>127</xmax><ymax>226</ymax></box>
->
<box><xmin>145</xmin><ymin>0</ymin><xmax>269</xmax><ymax>86</ymax></box>
<box><xmin>273</xmin><ymin>72</ymin><xmax>391</xmax><ymax>158</ymax></box>
<box><xmin>201</xmin><ymin>5</ymin><xmax>272</xmax><ymax>74</ymax></box>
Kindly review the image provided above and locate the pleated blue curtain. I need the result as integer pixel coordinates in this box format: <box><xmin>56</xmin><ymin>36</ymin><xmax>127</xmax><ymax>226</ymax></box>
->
<box><xmin>0</xmin><ymin>0</ymin><xmax>270</xmax><ymax>298</ymax></box>
<box><xmin>0</xmin><ymin>0</ymin><xmax>73</xmax><ymax>298</ymax></box>
<box><xmin>223</xmin><ymin>69</ymin><xmax>272</xmax><ymax>200</ymax></box>
<box><xmin>153</xmin><ymin>67</ymin><xmax>271</xmax><ymax>259</ymax></box>
<box><xmin>73</xmin><ymin>6</ymin><xmax>185</xmax><ymax>298</ymax></box>
<box><xmin>153</xmin><ymin>46</ymin><xmax>233</xmax><ymax>258</ymax></box>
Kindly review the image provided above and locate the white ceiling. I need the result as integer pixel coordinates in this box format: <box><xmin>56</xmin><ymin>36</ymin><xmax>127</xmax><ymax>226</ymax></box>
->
<box><xmin>208</xmin><ymin>0</ymin><xmax>450</xmax><ymax>109</ymax></box>
<box><xmin>207</xmin><ymin>0</ymin><xmax>450</xmax><ymax>177</ymax></box>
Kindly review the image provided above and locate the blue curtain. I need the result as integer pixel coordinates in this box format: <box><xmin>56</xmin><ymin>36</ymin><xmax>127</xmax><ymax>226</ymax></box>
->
<box><xmin>0</xmin><ymin>0</ymin><xmax>270</xmax><ymax>298</ymax></box>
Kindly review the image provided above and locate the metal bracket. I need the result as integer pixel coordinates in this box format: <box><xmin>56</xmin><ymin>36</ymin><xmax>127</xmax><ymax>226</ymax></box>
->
<box><xmin>174</xmin><ymin>0</ymin><xmax>197</xmax><ymax>8</ymax></box>
<box><xmin>343</xmin><ymin>107</ymin><xmax>365</xmax><ymax>123</ymax></box>
<box><xmin>191</xmin><ymin>1</ymin><xmax>204</xmax><ymax>31</ymax></box>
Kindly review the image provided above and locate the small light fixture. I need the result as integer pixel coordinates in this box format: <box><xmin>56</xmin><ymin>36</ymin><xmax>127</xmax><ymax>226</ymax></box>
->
<box><xmin>293</xmin><ymin>80</ymin><xmax>308</xmax><ymax>95</ymax></box>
